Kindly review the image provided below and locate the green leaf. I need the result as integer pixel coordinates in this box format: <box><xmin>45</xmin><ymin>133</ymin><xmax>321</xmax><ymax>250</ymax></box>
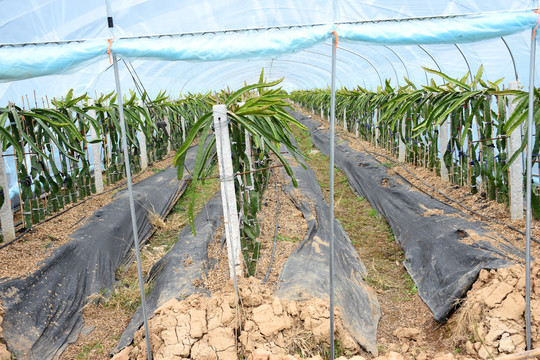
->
<box><xmin>423</xmin><ymin>67</ymin><xmax>471</xmax><ymax>90</ymax></box>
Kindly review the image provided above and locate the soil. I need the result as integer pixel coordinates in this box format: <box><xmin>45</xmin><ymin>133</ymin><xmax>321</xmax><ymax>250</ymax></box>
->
<box><xmin>203</xmin><ymin>167</ymin><xmax>306</xmax><ymax>294</ymax></box>
<box><xmin>2</xmin><ymin>106</ymin><xmax>540</xmax><ymax>359</ymax></box>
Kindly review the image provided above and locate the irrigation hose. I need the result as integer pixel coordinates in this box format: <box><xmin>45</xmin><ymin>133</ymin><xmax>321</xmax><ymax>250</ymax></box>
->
<box><xmin>262</xmin><ymin>168</ymin><xmax>280</xmax><ymax>285</ymax></box>
<box><xmin>338</xmin><ymin>130</ymin><xmax>540</xmax><ymax>246</ymax></box>
<box><xmin>0</xmin><ymin>154</ymin><xmax>177</xmax><ymax>251</ymax></box>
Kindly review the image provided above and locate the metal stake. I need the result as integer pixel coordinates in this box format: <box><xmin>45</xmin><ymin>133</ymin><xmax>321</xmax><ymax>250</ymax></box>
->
<box><xmin>525</xmin><ymin>26</ymin><xmax>536</xmax><ymax>351</ymax></box>
<box><xmin>106</xmin><ymin>1</ymin><xmax>152</xmax><ymax>358</ymax></box>
<box><xmin>329</xmin><ymin>34</ymin><xmax>337</xmax><ymax>360</ymax></box>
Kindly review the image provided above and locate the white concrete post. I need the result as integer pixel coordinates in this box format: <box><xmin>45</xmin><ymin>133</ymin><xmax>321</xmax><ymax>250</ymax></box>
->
<box><xmin>245</xmin><ymin>129</ymin><xmax>255</xmax><ymax>187</ymax></box>
<box><xmin>137</xmin><ymin>100</ymin><xmax>148</xmax><ymax>171</ymax></box>
<box><xmin>355</xmin><ymin>113</ymin><xmax>359</xmax><ymax>138</ymax></box>
<box><xmin>320</xmin><ymin>106</ymin><xmax>324</xmax><ymax>120</ymax></box>
<box><xmin>164</xmin><ymin>116</ymin><xmax>171</xmax><ymax>153</ymax></box>
<box><xmin>440</xmin><ymin>118</ymin><xmax>450</xmax><ymax>182</ymax></box>
<box><xmin>343</xmin><ymin>107</ymin><xmax>347</xmax><ymax>131</ymax></box>
<box><xmin>374</xmin><ymin>109</ymin><xmax>380</xmax><ymax>146</ymax></box>
<box><xmin>88</xmin><ymin>99</ymin><xmax>103</xmax><ymax>194</ymax></box>
<box><xmin>398</xmin><ymin>116</ymin><xmax>407</xmax><ymax>162</ymax></box>
<box><xmin>0</xmin><ymin>151</ymin><xmax>15</xmax><ymax>242</ymax></box>
<box><xmin>508</xmin><ymin>80</ymin><xmax>524</xmax><ymax>219</ymax></box>
<box><xmin>181</xmin><ymin>116</ymin><xmax>186</xmax><ymax>143</ymax></box>
<box><xmin>213</xmin><ymin>104</ymin><xmax>243</xmax><ymax>278</ymax></box>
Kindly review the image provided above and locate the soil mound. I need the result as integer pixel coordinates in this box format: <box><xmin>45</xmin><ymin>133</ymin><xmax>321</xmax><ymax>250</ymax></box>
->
<box><xmin>452</xmin><ymin>260</ymin><xmax>540</xmax><ymax>358</ymax></box>
<box><xmin>113</xmin><ymin>279</ymin><xmax>360</xmax><ymax>360</ymax></box>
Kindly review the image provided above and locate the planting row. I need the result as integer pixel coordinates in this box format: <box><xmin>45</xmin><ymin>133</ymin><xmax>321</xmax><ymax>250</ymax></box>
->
<box><xmin>0</xmin><ymin>72</ymin><xmax>305</xmax><ymax>280</ymax></box>
<box><xmin>0</xmin><ymin>90</ymin><xmax>210</xmax><ymax>238</ymax></box>
<box><xmin>174</xmin><ymin>74</ymin><xmax>305</xmax><ymax>276</ymax></box>
<box><xmin>292</xmin><ymin>67</ymin><xmax>539</xmax><ymax>219</ymax></box>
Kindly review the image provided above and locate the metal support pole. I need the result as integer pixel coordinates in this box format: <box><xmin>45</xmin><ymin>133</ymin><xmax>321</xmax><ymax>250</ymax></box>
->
<box><xmin>112</xmin><ymin>54</ymin><xmax>153</xmax><ymax>360</ymax></box>
<box><xmin>106</xmin><ymin>2</ymin><xmax>152</xmax><ymax>358</ymax></box>
<box><xmin>525</xmin><ymin>27</ymin><xmax>536</xmax><ymax>351</ymax></box>
<box><xmin>329</xmin><ymin>34</ymin><xmax>337</xmax><ymax>360</ymax></box>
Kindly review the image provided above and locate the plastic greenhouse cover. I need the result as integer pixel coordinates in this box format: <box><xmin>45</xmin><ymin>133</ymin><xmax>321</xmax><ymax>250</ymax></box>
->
<box><xmin>0</xmin><ymin>10</ymin><xmax>537</xmax><ymax>82</ymax></box>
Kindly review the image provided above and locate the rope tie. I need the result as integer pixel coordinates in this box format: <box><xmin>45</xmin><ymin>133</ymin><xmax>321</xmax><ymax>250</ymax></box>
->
<box><xmin>332</xmin><ymin>23</ymin><xmax>340</xmax><ymax>53</ymax></box>
<box><xmin>107</xmin><ymin>38</ymin><xmax>114</xmax><ymax>64</ymax></box>
<box><xmin>533</xmin><ymin>8</ymin><xmax>540</xmax><ymax>40</ymax></box>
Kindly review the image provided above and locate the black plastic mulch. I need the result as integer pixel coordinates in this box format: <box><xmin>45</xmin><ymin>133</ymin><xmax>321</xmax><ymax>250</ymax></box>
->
<box><xmin>114</xmin><ymin>192</ymin><xmax>223</xmax><ymax>353</ymax></box>
<box><xmin>0</xmin><ymin>149</ymin><xmax>197</xmax><ymax>359</ymax></box>
<box><xmin>295</xmin><ymin>111</ymin><xmax>525</xmax><ymax>323</ymax></box>
<box><xmin>276</xmin><ymin>135</ymin><xmax>380</xmax><ymax>354</ymax></box>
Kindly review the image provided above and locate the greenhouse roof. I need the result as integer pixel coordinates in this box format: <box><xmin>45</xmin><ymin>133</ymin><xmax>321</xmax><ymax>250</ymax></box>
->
<box><xmin>1</xmin><ymin>0</ymin><xmax>539</xmax><ymax>103</ymax></box>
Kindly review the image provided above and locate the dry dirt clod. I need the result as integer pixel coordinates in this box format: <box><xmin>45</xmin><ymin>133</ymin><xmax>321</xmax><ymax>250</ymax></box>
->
<box><xmin>451</xmin><ymin>260</ymin><xmax>540</xmax><ymax>357</ymax></box>
<box><xmin>116</xmin><ymin>279</ymin><xmax>361</xmax><ymax>360</ymax></box>
<box><xmin>393</xmin><ymin>327</ymin><xmax>422</xmax><ymax>342</ymax></box>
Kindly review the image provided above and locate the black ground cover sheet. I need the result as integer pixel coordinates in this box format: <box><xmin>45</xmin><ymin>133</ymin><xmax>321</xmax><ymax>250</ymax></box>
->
<box><xmin>115</xmin><ymin>134</ymin><xmax>380</xmax><ymax>354</ymax></box>
<box><xmin>294</xmin><ymin>111</ymin><xmax>525</xmax><ymax>323</ymax></box>
<box><xmin>276</xmin><ymin>135</ymin><xmax>380</xmax><ymax>354</ymax></box>
<box><xmin>0</xmin><ymin>149</ymin><xmax>197</xmax><ymax>359</ymax></box>
<box><xmin>114</xmin><ymin>192</ymin><xmax>223</xmax><ymax>353</ymax></box>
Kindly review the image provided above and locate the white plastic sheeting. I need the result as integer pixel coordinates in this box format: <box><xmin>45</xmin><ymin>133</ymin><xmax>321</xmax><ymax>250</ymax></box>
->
<box><xmin>0</xmin><ymin>0</ymin><xmax>539</xmax><ymax>104</ymax></box>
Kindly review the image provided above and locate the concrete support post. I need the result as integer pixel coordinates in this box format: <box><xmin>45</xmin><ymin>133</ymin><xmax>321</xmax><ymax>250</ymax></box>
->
<box><xmin>88</xmin><ymin>99</ymin><xmax>103</xmax><ymax>193</ymax></box>
<box><xmin>0</xmin><ymin>151</ymin><xmax>15</xmax><ymax>242</ymax></box>
<box><xmin>320</xmin><ymin>106</ymin><xmax>324</xmax><ymax>120</ymax></box>
<box><xmin>164</xmin><ymin>116</ymin><xmax>171</xmax><ymax>153</ymax></box>
<box><xmin>399</xmin><ymin>116</ymin><xmax>406</xmax><ymax>162</ymax></box>
<box><xmin>374</xmin><ymin>109</ymin><xmax>380</xmax><ymax>146</ymax></box>
<box><xmin>355</xmin><ymin>113</ymin><xmax>359</xmax><ymax>138</ymax></box>
<box><xmin>212</xmin><ymin>104</ymin><xmax>243</xmax><ymax>278</ymax></box>
<box><xmin>181</xmin><ymin>116</ymin><xmax>186</xmax><ymax>143</ymax></box>
<box><xmin>137</xmin><ymin>100</ymin><xmax>148</xmax><ymax>171</ymax></box>
<box><xmin>440</xmin><ymin>118</ymin><xmax>450</xmax><ymax>182</ymax></box>
<box><xmin>343</xmin><ymin>108</ymin><xmax>347</xmax><ymax>131</ymax></box>
<box><xmin>508</xmin><ymin>80</ymin><xmax>524</xmax><ymax>220</ymax></box>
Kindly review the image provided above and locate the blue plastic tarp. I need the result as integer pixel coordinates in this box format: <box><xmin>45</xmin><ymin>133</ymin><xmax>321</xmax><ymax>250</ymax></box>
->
<box><xmin>0</xmin><ymin>10</ymin><xmax>537</xmax><ymax>82</ymax></box>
